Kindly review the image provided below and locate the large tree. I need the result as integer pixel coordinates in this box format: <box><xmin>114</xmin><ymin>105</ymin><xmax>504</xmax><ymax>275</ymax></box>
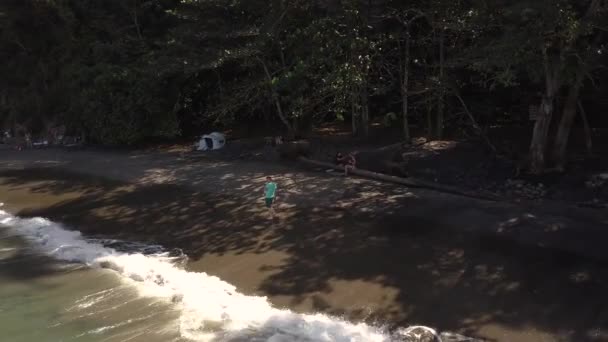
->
<box><xmin>2</xmin><ymin>0</ymin><xmax>607</xmax><ymax>167</ymax></box>
<box><xmin>467</xmin><ymin>0</ymin><xmax>606</xmax><ymax>173</ymax></box>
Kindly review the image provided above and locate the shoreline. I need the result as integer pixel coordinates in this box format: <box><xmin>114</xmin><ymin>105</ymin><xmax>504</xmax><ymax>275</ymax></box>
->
<box><xmin>2</xmin><ymin>149</ymin><xmax>608</xmax><ymax>341</ymax></box>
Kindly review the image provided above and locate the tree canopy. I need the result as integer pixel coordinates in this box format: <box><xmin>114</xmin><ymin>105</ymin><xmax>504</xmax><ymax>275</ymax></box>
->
<box><xmin>1</xmin><ymin>0</ymin><xmax>607</xmax><ymax>171</ymax></box>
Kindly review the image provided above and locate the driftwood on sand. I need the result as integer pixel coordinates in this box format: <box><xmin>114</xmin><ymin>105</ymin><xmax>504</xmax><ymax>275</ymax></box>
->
<box><xmin>278</xmin><ymin>140</ymin><xmax>311</xmax><ymax>159</ymax></box>
<box><xmin>297</xmin><ymin>157</ymin><xmax>499</xmax><ymax>201</ymax></box>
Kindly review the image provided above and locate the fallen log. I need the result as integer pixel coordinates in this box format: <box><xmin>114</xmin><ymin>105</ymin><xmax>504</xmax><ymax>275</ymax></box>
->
<box><xmin>278</xmin><ymin>140</ymin><xmax>311</xmax><ymax>159</ymax></box>
<box><xmin>298</xmin><ymin>157</ymin><xmax>499</xmax><ymax>201</ymax></box>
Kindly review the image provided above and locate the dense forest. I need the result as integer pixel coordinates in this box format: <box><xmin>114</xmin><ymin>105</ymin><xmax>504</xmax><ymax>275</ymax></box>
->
<box><xmin>1</xmin><ymin>0</ymin><xmax>607</xmax><ymax>173</ymax></box>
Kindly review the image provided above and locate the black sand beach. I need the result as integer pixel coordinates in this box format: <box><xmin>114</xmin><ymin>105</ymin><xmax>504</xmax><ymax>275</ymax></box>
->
<box><xmin>1</xmin><ymin>148</ymin><xmax>608</xmax><ymax>341</ymax></box>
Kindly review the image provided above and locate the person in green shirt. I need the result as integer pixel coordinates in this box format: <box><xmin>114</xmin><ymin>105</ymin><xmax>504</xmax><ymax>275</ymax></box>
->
<box><xmin>263</xmin><ymin>176</ymin><xmax>278</xmax><ymax>218</ymax></box>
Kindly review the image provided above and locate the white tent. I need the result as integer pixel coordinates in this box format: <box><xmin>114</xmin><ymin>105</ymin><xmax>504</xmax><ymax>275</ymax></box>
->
<box><xmin>196</xmin><ymin>132</ymin><xmax>226</xmax><ymax>151</ymax></box>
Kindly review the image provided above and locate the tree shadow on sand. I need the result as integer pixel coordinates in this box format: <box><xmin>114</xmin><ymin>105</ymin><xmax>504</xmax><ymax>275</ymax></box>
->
<box><xmin>1</xmin><ymin>168</ymin><xmax>608</xmax><ymax>341</ymax></box>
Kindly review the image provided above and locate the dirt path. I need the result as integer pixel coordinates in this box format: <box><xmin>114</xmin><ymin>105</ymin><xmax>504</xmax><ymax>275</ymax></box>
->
<box><xmin>1</xmin><ymin>148</ymin><xmax>608</xmax><ymax>341</ymax></box>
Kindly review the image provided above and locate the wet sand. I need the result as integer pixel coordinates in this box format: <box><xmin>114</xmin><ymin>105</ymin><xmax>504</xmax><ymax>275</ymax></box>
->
<box><xmin>1</xmin><ymin>148</ymin><xmax>608</xmax><ymax>341</ymax></box>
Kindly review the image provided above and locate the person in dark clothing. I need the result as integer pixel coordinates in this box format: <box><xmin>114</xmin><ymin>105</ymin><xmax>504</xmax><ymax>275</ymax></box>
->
<box><xmin>335</xmin><ymin>152</ymin><xmax>356</xmax><ymax>176</ymax></box>
<box><xmin>335</xmin><ymin>152</ymin><xmax>346</xmax><ymax>165</ymax></box>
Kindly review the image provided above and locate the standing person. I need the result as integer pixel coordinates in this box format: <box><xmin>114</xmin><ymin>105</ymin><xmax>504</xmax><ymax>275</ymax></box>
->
<box><xmin>263</xmin><ymin>176</ymin><xmax>278</xmax><ymax>219</ymax></box>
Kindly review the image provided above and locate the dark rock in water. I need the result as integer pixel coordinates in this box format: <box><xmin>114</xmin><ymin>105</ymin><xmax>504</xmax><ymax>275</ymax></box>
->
<box><xmin>97</xmin><ymin>260</ymin><xmax>110</xmax><ymax>269</ymax></box>
<box><xmin>168</xmin><ymin>248</ymin><xmax>184</xmax><ymax>258</ymax></box>
<box><xmin>154</xmin><ymin>274</ymin><xmax>166</xmax><ymax>286</ymax></box>
<box><xmin>439</xmin><ymin>332</ymin><xmax>483</xmax><ymax>341</ymax></box>
<box><xmin>97</xmin><ymin>260</ymin><xmax>124</xmax><ymax>273</ymax></box>
<box><xmin>392</xmin><ymin>327</ymin><xmax>481</xmax><ymax>342</ymax></box>
<box><xmin>171</xmin><ymin>294</ymin><xmax>183</xmax><ymax>303</ymax></box>
<box><xmin>392</xmin><ymin>326</ymin><xmax>440</xmax><ymax>342</ymax></box>
<box><xmin>278</xmin><ymin>140</ymin><xmax>311</xmax><ymax>159</ymax></box>
<box><xmin>129</xmin><ymin>273</ymin><xmax>144</xmax><ymax>282</ymax></box>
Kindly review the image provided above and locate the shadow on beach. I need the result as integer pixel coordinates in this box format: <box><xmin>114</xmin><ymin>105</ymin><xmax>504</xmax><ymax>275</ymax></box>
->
<box><xmin>1</xmin><ymin>166</ymin><xmax>608</xmax><ymax>341</ymax></box>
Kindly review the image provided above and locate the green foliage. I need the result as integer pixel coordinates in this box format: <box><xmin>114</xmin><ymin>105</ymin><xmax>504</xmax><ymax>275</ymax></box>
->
<box><xmin>1</xmin><ymin>0</ymin><xmax>606</xmax><ymax>149</ymax></box>
<box><xmin>69</xmin><ymin>64</ymin><xmax>179</xmax><ymax>145</ymax></box>
<box><xmin>0</xmin><ymin>0</ymin><xmax>182</xmax><ymax>144</ymax></box>
<box><xmin>466</xmin><ymin>0</ymin><xmax>604</xmax><ymax>88</ymax></box>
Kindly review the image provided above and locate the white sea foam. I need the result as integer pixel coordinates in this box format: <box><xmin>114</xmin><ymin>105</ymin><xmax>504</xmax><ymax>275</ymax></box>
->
<box><xmin>0</xmin><ymin>209</ymin><xmax>445</xmax><ymax>342</ymax></box>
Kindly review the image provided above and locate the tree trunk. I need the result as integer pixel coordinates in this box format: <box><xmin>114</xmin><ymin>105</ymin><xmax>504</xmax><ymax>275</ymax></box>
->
<box><xmin>533</xmin><ymin>1</ymin><xmax>601</xmax><ymax>172</ymax></box>
<box><xmin>360</xmin><ymin>85</ymin><xmax>369</xmax><ymax>138</ymax></box>
<box><xmin>298</xmin><ymin>157</ymin><xmax>499</xmax><ymax>200</ymax></box>
<box><xmin>351</xmin><ymin>89</ymin><xmax>358</xmax><ymax>136</ymax></box>
<box><xmin>529</xmin><ymin>95</ymin><xmax>556</xmax><ymax>174</ymax></box>
<box><xmin>132</xmin><ymin>0</ymin><xmax>143</xmax><ymax>42</ymax></box>
<box><xmin>435</xmin><ymin>29</ymin><xmax>445</xmax><ymax>139</ymax></box>
<box><xmin>398</xmin><ymin>12</ymin><xmax>424</xmax><ymax>141</ymax></box>
<box><xmin>552</xmin><ymin>32</ymin><xmax>602</xmax><ymax>168</ymax></box>
<box><xmin>529</xmin><ymin>51</ymin><xmax>560</xmax><ymax>174</ymax></box>
<box><xmin>401</xmin><ymin>27</ymin><xmax>411</xmax><ymax>142</ymax></box>
<box><xmin>259</xmin><ymin>58</ymin><xmax>295</xmax><ymax>138</ymax></box>
<box><xmin>579</xmin><ymin>101</ymin><xmax>593</xmax><ymax>156</ymax></box>
<box><xmin>38</xmin><ymin>62</ymin><xmax>49</xmax><ymax>91</ymax></box>
<box><xmin>552</xmin><ymin>68</ymin><xmax>584</xmax><ymax>171</ymax></box>
<box><xmin>453</xmin><ymin>91</ymin><xmax>496</xmax><ymax>153</ymax></box>
<box><xmin>215</xmin><ymin>69</ymin><xmax>224</xmax><ymax>103</ymax></box>
<box><xmin>426</xmin><ymin>101</ymin><xmax>433</xmax><ymax>138</ymax></box>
